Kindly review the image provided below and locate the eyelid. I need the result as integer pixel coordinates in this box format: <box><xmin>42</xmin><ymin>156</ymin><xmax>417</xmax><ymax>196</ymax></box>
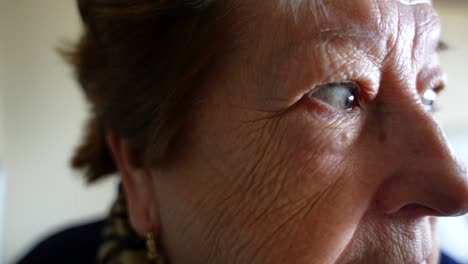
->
<box><xmin>312</xmin><ymin>81</ymin><xmax>361</xmax><ymax>94</ymax></box>
<box><xmin>417</xmin><ymin>67</ymin><xmax>447</xmax><ymax>95</ymax></box>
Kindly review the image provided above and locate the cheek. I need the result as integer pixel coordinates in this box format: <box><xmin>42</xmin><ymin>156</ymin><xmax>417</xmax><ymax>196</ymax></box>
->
<box><xmin>216</xmin><ymin>105</ymin><xmax>378</xmax><ymax>263</ymax></box>
<box><xmin>279</xmin><ymin>99</ymin><xmax>366</xmax><ymax>193</ymax></box>
<box><xmin>252</xmin><ymin>109</ymin><xmax>374</xmax><ymax>263</ymax></box>
<box><xmin>157</xmin><ymin>98</ymin><xmax>378</xmax><ymax>264</ymax></box>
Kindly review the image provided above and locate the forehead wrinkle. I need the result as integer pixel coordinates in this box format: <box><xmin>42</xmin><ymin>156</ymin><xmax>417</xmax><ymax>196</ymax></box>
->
<box><xmin>281</xmin><ymin>1</ymin><xmax>392</xmax><ymax>69</ymax></box>
<box><xmin>285</xmin><ymin>26</ymin><xmax>379</xmax><ymax>61</ymax></box>
<box><xmin>402</xmin><ymin>3</ymin><xmax>441</xmax><ymax>72</ymax></box>
<box><xmin>317</xmin><ymin>29</ymin><xmax>375</xmax><ymax>42</ymax></box>
<box><xmin>280</xmin><ymin>1</ymin><xmax>439</xmax><ymax>64</ymax></box>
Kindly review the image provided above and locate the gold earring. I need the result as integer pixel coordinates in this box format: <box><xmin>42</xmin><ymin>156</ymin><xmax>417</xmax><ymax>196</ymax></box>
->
<box><xmin>146</xmin><ymin>231</ymin><xmax>159</xmax><ymax>261</ymax></box>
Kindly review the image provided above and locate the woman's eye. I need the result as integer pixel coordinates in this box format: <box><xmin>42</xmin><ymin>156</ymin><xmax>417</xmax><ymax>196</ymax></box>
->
<box><xmin>309</xmin><ymin>82</ymin><xmax>359</xmax><ymax>112</ymax></box>
<box><xmin>421</xmin><ymin>88</ymin><xmax>438</xmax><ymax>112</ymax></box>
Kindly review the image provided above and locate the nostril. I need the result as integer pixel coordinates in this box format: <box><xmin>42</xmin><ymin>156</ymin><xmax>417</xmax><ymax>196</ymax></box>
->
<box><xmin>374</xmin><ymin>159</ymin><xmax>468</xmax><ymax>218</ymax></box>
<box><xmin>396</xmin><ymin>204</ymin><xmax>442</xmax><ymax>218</ymax></box>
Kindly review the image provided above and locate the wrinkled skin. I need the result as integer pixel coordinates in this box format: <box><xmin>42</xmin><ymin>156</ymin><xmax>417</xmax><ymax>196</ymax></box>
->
<box><xmin>112</xmin><ymin>0</ymin><xmax>468</xmax><ymax>263</ymax></box>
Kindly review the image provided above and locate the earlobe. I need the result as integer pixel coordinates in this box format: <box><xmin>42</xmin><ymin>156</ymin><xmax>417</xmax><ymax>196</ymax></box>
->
<box><xmin>106</xmin><ymin>131</ymin><xmax>161</xmax><ymax>236</ymax></box>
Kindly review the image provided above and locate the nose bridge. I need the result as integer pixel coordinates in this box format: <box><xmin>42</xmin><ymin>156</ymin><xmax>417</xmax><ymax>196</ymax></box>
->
<box><xmin>376</xmin><ymin>84</ymin><xmax>452</xmax><ymax>162</ymax></box>
<box><xmin>374</xmin><ymin>94</ymin><xmax>468</xmax><ymax>216</ymax></box>
<box><xmin>398</xmin><ymin>105</ymin><xmax>452</xmax><ymax>160</ymax></box>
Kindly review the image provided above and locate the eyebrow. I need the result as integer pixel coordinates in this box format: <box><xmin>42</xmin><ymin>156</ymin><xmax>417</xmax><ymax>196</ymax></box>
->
<box><xmin>316</xmin><ymin>29</ymin><xmax>374</xmax><ymax>42</ymax></box>
<box><xmin>437</xmin><ymin>40</ymin><xmax>449</xmax><ymax>52</ymax></box>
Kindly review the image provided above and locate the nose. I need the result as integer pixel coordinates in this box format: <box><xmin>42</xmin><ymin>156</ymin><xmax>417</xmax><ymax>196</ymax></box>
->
<box><xmin>373</xmin><ymin>97</ymin><xmax>468</xmax><ymax>217</ymax></box>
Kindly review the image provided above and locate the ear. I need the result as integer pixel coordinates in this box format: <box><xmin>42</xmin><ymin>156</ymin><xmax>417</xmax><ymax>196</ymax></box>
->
<box><xmin>106</xmin><ymin>131</ymin><xmax>160</xmax><ymax>236</ymax></box>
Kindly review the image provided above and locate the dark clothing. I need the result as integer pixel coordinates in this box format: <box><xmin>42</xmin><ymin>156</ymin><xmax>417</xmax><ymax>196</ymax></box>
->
<box><xmin>17</xmin><ymin>219</ymin><xmax>464</xmax><ymax>264</ymax></box>
<box><xmin>441</xmin><ymin>252</ymin><xmax>464</xmax><ymax>264</ymax></box>
<box><xmin>16</xmin><ymin>220</ymin><xmax>106</xmax><ymax>264</ymax></box>
<box><xmin>18</xmin><ymin>185</ymin><xmax>163</xmax><ymax>264</ymax></box>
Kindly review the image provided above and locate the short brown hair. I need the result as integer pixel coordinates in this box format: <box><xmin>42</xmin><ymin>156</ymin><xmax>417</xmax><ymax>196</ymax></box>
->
<box><xmin>67</xmin><ymin>0</ymin><xmax>224</xmax><ymax>182</ymax></box>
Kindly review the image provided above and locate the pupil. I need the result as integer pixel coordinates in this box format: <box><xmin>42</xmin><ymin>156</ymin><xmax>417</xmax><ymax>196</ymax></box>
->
<box><xmin>345</xmin><ymin>94</ymin><xmax>355</xmax><ymax>109</ymax></box>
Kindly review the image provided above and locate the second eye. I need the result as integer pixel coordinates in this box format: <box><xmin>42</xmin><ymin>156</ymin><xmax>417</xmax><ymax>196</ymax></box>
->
<box><xmin>309</xmin><ymin>82</ymin><xmax>360</xmax><ymax>112</ymax></box>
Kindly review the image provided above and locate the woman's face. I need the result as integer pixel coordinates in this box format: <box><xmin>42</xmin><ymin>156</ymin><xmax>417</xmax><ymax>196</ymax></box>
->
<box><xmin>145</xmin><ymin>0</ymin><xmax>468</xmax><ymax>263</ymax></box>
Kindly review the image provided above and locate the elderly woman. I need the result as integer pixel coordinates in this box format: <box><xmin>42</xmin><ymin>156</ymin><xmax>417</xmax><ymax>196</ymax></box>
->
<box><xmin>19</xmin><ymin>0</ymin><xmax>468</xmax><ymax>263</ymax></box>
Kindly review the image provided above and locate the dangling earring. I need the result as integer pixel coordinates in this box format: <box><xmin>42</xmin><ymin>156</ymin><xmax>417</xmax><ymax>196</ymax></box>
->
<box><xmin>146</xmin><ymin>230</ymin><xmax>159</xmax><ymax>261</ymax></box>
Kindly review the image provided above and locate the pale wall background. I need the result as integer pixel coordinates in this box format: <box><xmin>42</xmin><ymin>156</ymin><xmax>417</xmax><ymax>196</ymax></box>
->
<box><xmin>0</xmin><ymin>84</ymin><xmax>5</xmax><ymax>164</ymax></box>
<box><xmin>433</xmin><ymin>6</ymin><xmax>468</xmax><ymax>261</ymax></box>
<box><xmin>0</xmin><ymin>1</ymin><xmax>467</xmax><ymax>264</ymax></box>
<box><xmin>0</xmin><ymin>2</ymin><xmax>10</xmax><ymax>261</ymax></box>
<box><xmin>0</xmin><ymin>6</ymin><xmax>6</xmax><ymax>164</ymax></box>
<box><xmin>0</xmin><ymin>64</ymin><xmax>6</xmax><ymax>261</ymax></box>
<box><xmin>0</xmin><ymin>1</ymin><xmax>117</xmax><ymax>263</ymax></box>
<box><xmin>0</xmin><ymin>13</ymin><xmax>6</xmax><ymax>259</ymax></box>
<box><xmin>435</xmin><ymin>2</ymin><xmax>468</xmax><ymax>133</ymax></box>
